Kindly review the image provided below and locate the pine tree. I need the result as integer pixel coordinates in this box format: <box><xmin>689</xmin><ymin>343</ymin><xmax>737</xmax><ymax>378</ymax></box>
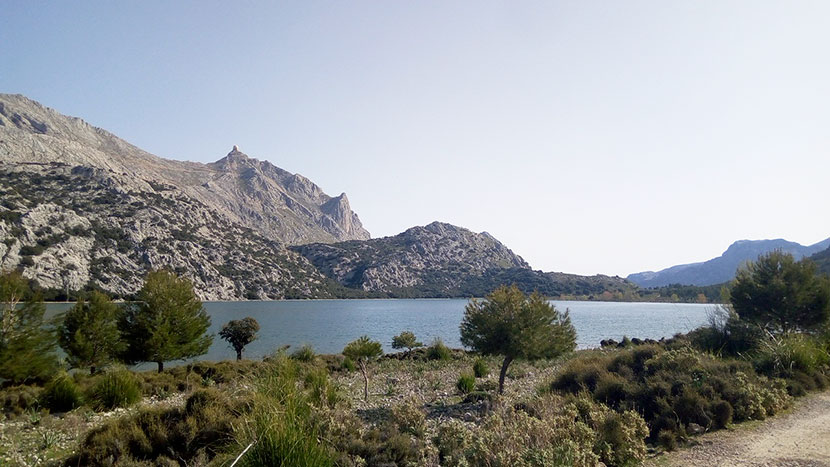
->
<box><xmin>120</xmin><ymin>270</ymin><xmax>212</xmax><ymax>372</ymax></box>
<box><xmin>460</xmin><ymin>285</ymin><xmax>576</xmax><ymax>394</ymax></box>
<box><xmin>0</xmin><ymin>271</ymin><xmax>58</xmax><ymax>384</ymax></box>
<box><xmin>343</xmin><ymin>336</ymin><xmax>383</xmax><ymax>401</ymax></box>
<box><xmin>59</xmin><ymin>291</ymin><xmax>124</xmax><ymax>374</ymax></box>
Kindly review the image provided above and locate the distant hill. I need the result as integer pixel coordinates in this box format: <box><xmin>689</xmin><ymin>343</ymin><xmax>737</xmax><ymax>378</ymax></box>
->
<box><xmin>810</xmin><ymin>246</ymin><xmax>830</xmax><ymax>276</ymax></box>
<box><xmin>628</xmin><ymin>238</ymin><xmax>830</xmax><ymax>288</ymax></box>
<box><xmin>293</xmin><ymin>222</ymin><xmax>636</xmax><ymax>298</ymax></box>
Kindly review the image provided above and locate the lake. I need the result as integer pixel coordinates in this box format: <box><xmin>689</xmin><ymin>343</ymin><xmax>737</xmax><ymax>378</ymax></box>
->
<box><xmin>47</xmin><ymin>299</ymin><xmax>715</xmax><ymax>367</ymax></box>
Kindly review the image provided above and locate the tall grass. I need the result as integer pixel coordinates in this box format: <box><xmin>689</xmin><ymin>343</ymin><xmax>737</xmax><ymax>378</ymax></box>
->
<box><xmin>87</xmin><ymin>369</ymin><xmax>141</xmax><ymax>411</ymax></box>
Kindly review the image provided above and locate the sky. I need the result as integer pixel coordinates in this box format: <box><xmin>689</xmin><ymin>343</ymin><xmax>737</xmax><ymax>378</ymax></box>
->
<box><xmin>2</xmin><ymin>1</ymin><xmax>829</xmax><ymax>276</ymax></box>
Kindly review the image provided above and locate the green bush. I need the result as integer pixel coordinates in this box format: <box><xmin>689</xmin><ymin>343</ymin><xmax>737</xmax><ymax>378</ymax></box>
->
<box><xmin>40</xmin><ymin>373</ymin><xmax>84</xmax><ymax>413</ymax></box>
<box><xmin>550</xmin><ymin>344</ymin><xmax>792</xmax><ymax>441</ymax></box>
<box><xmin>67</xmin><ymin>386</ymin><xmax>245</xmax><ymax>465</ymax></box>
<box><xmin>391</xmin><ymin>401</ymin><xmax>426</xmax><ymax>437</ymax></box>
<box><xmin>1</xmin><ymin>385</ymin><xmax>42</xmax><ymax>415</ymax></box>
<box><xmin>754</xmin><ymin>334</ymin><xmax>830</xmax><ymax>378</ymax></box>
<box><xmin>88</xmin><ymin>370</ymin><xmax>142</xmax><ymax>411</ymax></box>
<box><xmin>456</xmin><ymin>374</ymin><xmax>476</xmax><ymax>394</ymax></box>
<box><xmin>473</xmin><ymin>358</ymin><xmax>489</xmax><ymax>378</ymax></box>
<box><xmin>426</xmin><ymin>338</ymin><xmax>452</xmax><ymax>361</ymax></box>
<box><xmin>341</xmin><ymin>356</ymin><xmax>356</xmax><ymax>372</ymax></box>
<box><xmin>657</xmin><ymin>429</ymin><xmax>677</xmax><ymax>451</ymax></box>
<box><xmin>291</xmin><ymin>344</ymin><xmax>317</xmax><ymax>362</ymax></box>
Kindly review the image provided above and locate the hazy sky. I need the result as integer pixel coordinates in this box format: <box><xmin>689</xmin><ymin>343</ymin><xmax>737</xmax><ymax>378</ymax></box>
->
<box><xmin>3</xmin><ymin>1</ymin><xmax>829</xmax><ymax>276</ymax></box>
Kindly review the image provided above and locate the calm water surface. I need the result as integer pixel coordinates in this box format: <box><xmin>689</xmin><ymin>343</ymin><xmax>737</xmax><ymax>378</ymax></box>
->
<box><xmin>49</xmin><ymin>300</ymin><xmax>713</xmax><ymax>366</ymax></box>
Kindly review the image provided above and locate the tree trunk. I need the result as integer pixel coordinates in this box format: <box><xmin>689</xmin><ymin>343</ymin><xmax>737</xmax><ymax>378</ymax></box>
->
<box><xmin>157</xmin><ymin>361</ymin><xmax>164</xmax><ymax>373</ymax></box>
<box><xmin>498</xmin><ymin>355</ymin><xmax>514</xmax><ymax>395</ymax></box>
<box><xmin>360</xmin><ymin>360</ymin><xmax>369</xmax><ymax>401</ymax></box>
<box><xmin>236</xmin><ymin>348</ymin><xmax>243</xmax><ymax>361</ymax></box>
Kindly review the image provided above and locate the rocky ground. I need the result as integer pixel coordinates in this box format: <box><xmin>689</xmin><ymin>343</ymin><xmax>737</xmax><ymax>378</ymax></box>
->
<box><xmin>646</xmin><ymin>390</ymin><xmax>830</xmax><ymax>467</ymax></box>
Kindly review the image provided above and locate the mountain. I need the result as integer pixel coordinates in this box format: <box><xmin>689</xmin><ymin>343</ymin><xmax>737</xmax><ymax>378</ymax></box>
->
<box><xmin>293</xmin><ymin>222</ymin><xmax>636</xmax><ymax>298</ymax></box>
<box><xmin>0</xmin><ymin>93</ymin><xmax>370</xmax><ymax>299</ymax></box>
<box><xmin>0</xmin><ymin>93</ymin><xmax>644</xmax><ymax>300</ymax></box>
<box><xmin>628</xmin><ymin>238</ymin><xmax>830</xmax><ymax>288</ymax></box>
<box><xmin>0</xmin><ymin>93</ymin><xmax>369</xmax><ymax>244</ymax></box>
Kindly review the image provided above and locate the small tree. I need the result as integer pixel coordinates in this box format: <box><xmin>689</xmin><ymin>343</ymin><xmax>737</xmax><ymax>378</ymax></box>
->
<box><xmin>219</xmin><ymin>317</ymin><xmax>260</xmax><ymax>361</ymax></box>
<box><xmin>460</xmin><ymin>285</ymin><xmax>576</xmax><ymax>394</ymax></box>
<box><xmin>343</xmin><ymin>336</ymin><xmax>383</xmax><ymax>401</ymax></box>
<box><xmin>59</xmin><ymin>291</ymin><xmax>125</xmax><ymax>374</ymax></box>
<box><xmin>731</xmin><ymin>251</ymin><xmax>830</xmax><ymax>334</ymax></box>
<box><xmin>0</xmin><ymin>271</ymin><xmax>58</xmax><ymax>384</ymax></box>
<box><xmin>391</xmin><ymin>330</ymin><xmax>423</xmax><ymax>353</ymax></box>
<box><xmin>120</xmin><ymin>270</ymin><xmax>212</xmax><ymax>372</ymax></box>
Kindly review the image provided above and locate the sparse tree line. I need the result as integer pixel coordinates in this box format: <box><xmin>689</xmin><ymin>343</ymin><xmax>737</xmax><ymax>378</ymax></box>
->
<box><xmin>0</xmin><ymin>269</ymin><xmax>264</xmax><ymax>385</ymax></box>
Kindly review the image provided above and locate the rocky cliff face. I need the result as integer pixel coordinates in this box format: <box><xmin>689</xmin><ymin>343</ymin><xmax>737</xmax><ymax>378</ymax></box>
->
<box><xmin>0</xmin><ymin>93</ymin><xmax>370</xmax><ymax>299</ymax></box>
<box><xmin>0</xmin><ymin>162</ymin><xmax>341</xmax><ymax>300</ymax></box>
<box><xmin>293</xmin><ymin>222</ymin><xmax>531</xmax><ymax>295</ymax></box>
<box><xmin>628</xmin><ymin>238</ymin><xmax>830</xmax><ymax>288</ymax></box>
<box><xmin>0</xmin><ymin>94</ymin><xmax>370</xmax><ymax>245</ymax></box>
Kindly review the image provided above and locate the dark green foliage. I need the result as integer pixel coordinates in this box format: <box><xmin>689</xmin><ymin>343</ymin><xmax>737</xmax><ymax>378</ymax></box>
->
<box><xmin>550</xmin><ymin>344</ymin><xmax>791</xmax><ymax>441</ymax></box>
<box><xmin>343</xmin><ymin>336</ymin><xmax>383</xmax><ymax>401</ymax></box>
<box><xmin>341</xmin><ymin>356</ymin><xmax>356</xmax><ymax>372</ymax></box>
<box><xmin>67</xmin><ymin>387</ymin><xmax>245</xmax><ymax>466</ymax></box>
<box><xmin>59</xmin><ymin>291</ymin><xmax>124</xmax><ymax>374</ymax></box>
<box><xmin>88</xmin><ymin>370</ymin><xmax>141</xmax><ymax>411</ymax></box>
<box><xmin>291</xmin><ymin>344</ymin><xmax>317</xmax><ymax>362</ymax></box>
<box><xmin>426</xmin><ymin>337</ymin><xmax>452</xmax><ymax>361</ymax></box>
<box><xmin>1</xmin><ymin>384</ymin><xmax>41</xmax><ymax>415</ymax></box>
<box><xmin>657</xmin><ymin>430</ymin><xmax>677</xmax><ymax>451</ymax></box>
<box><xmin>456</xmin><ymin>374</ymin><xmax>475</xmax><ymax>394</ymax></box>
<box><xmin>731</xmin><ymin>251</ymin><xmax>830</xmax><ymax>334</ymax></box>
<box><xmin>461</xmin><ymin>285</ymin><xmax>577</xmax><ymax>393</ymax></box>
<box><xmin>119</xmin><ymin>270</ymin><xmax>212</xmax><ymax>372</ymax></box>
<box><xmin>40</xmin><ymin>373</ymin><xmax>84</xmax><ymax>413</ymax></box>
<box><xmin>391</xmin><ymin>330</ymin><xmax>423</xmax><ymax>352</ymax></box>
<box><xmin>0</xmin><ymin>271</ymin><xmax>58</xmax><ymax>385</ymax></box>
<box><xmin>473</xmin><ymin>358</ymin><xmax>489</xmax><ymax>378</ymax></box>
<box><xmin>219</xmin><ymin>316</ymin><xmax>260</xmax><ymax>360</ymax></box>
<box><xmin>687</xmin><ymin>306</ymin><xmax>763</xmax><ymax>357</ymax></box>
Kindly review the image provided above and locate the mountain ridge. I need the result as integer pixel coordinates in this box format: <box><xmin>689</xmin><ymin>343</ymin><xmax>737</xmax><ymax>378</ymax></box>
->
<box><xmin>628</xmin><ymin>237</ymin><xmax>830</xmax><ymax>288</ymax></box>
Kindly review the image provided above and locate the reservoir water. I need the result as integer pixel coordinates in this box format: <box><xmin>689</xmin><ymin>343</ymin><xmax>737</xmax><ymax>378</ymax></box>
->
<box><xmin>48</xmin><ymin>299</ymin><xmax>714</xmax><ymax>366</ymax></box>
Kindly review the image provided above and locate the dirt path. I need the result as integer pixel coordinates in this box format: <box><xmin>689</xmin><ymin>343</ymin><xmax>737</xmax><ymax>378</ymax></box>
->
<box><xmin>647</xmin><ymin>391</ymin><xmax>830</xmax><ymax>466</ymax></box>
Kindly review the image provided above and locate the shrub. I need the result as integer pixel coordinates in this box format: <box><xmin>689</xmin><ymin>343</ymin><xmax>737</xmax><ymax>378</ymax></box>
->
<box><xmin>291</xmin><ymin>344</ymin><xmax>317</xmax><ymax>362</ymax></box>
<box><xmin>657</xmin><ymin>429</ymin><xmax>677</xmax><ymax>451</ymax></box>
<box><xmin>711</xmin><ymin>400</ymin><xmax>733</xmax><ymax>429</ymax></box>
<box><xmin>68</xmin><ymin>385</ymin><xmax>245</xmax><ymax>465</ymax></box>
<box><xmin>754</xmin><ymin>334</ymin><xmax>830</xmax><ymax>378</ymax></box>
<box><xmin>391</xmin><ymin>401</ymin><xmax>426</xmax><ymax>437</ymax></box>
<box><xmin>1</xmin><ymin>385</ymin><xmax>41</xmax><ymax>415</ymax></box>
<box><xmin>473</xmin><ymin>358</ymin><xmax>489</xmax><ymax>378</ymax></box>
<box><xmin>39</xmin><ymin>373</ymin><xmax>84</xmax><ymax>413</ymax></box>
<box><xmin>426</xmin><ymin>338</ymin><xmax>451</xmax><ymax>361</ymax></box>
<box><xmin>341</xmin><ymin>356</ymin><xmax>356</xmax><ymax>372</ymax></box>
<box><xmin>87</xmin><ymin>370</ymin><xmax>142</xmax><ymax>411</ymax></box>
<box><xmin>456</xmin><ymin>374</ymin><xmax>476</xmax><ymax>394</ymax></box>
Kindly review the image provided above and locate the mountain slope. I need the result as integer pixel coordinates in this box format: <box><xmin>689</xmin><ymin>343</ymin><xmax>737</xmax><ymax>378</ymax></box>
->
<box><xmin>0</xmin><ymin>93</ymin><xmax>369</xmax><ymax>244</ymax></box>
<box><xmin>0</xmin><ymin>162</ymin><xmax>342</xmax><ymax>300</ymax></box>
<box><xmin>809</xmin><ymin>246</ymin><xmax>830</xmax><ymax>276</ymax></box>
<box><xmin>293</xmin><ymin>222</ymin><xmax>638</xmax><ymax>298</ymax></box>
<box><xmin>628</xmin><ymin>238</ymin><xmax>830</xmax><ymax>288</ymax></box>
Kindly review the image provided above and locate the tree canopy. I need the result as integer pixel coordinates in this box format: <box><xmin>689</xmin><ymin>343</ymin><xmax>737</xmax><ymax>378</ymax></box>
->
<box><xmin>343</xmin><ymin>336</ymin><xmax>383</xmax><ymax>401</ymax></box>
<box><xmin>219</xmin><ymin>317</ymin><xmax>260</xmax><ymax>360</ymax></box>
<box><xmin>120</xmin><ymin>270</ymin><xmax>212</xmax><ymax>372</ymax></box>
<box><xmin>59</xmin><ymin>291</ymin><xmax>124</xmax><ymax>374</ymax></box>
<box><xmin>460</xmin><ymin>285</ymin><xmax>576</xmax><ymax>393</ymax></box>
<box><xmin>0</xmin><ymin>271</ymin><xmax>58</xmax><ymax>384</ymax></box>
<box><xmin>730</xmin><ymin>251</ymin><xmax>830</xmax><ymax>334</ymax></box>
<box><xmin>391</xmin><ymin>330</ymin><xmax>423</xmax><ymax>353</ymax></box>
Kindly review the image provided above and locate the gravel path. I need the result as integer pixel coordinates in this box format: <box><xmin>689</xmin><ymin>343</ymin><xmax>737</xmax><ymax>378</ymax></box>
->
<box><xmin>647</xmin><ymin>391</ymin><xmax>830</xmax><ymax>467</ymax></box>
